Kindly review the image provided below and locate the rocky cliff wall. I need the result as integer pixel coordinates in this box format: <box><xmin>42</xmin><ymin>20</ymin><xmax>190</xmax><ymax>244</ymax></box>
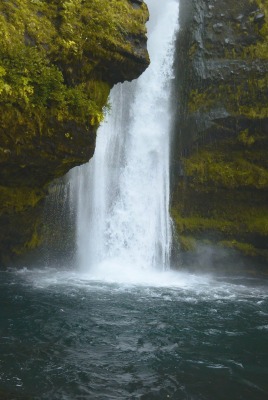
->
<box><xmin>0</xmin><ymin>0</ymin><xmax>149</xmax><ymax>266</ymax></box>
<box><xmin>172</xmin><ymin>0</ymin><xmax>268</xmax><ymax>269</ymax></box>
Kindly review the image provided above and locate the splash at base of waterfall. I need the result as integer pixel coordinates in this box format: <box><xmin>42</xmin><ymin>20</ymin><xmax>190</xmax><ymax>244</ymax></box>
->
<box><xmin>78</xmin><ymin>260</ymin><xmax>189</xmax><ymax>286</ymax></box>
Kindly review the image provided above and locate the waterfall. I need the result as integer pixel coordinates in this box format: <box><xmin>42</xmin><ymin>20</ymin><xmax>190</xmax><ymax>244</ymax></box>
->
<box><xmin>71</xmin><ymin>0</ymin><xmax>179</xmax><ymax>275</ymax></box>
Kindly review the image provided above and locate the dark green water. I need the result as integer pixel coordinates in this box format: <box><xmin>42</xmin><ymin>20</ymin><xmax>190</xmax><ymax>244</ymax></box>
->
<box><xmin>0</xmin><ymin>268</ymin><xmax>268</xmax><ymax>399</ymax></box>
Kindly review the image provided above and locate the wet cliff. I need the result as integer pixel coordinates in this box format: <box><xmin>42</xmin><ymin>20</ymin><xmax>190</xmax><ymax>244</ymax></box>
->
<box><xmin>0</xmin><ymin>0</ymin><xmax>149</xmax><ymax>266</ymax></box>
<box><xmin>172</xmin><ymin>0</ymin><xmax>268</xmax><ymax>269</ymax></box>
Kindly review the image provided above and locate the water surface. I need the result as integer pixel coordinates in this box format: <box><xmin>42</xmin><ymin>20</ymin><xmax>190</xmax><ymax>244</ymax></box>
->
<box><xmin>1</xmin><ymin>268</ymin><xmax>267</xmax><ymax>399</ymax></box>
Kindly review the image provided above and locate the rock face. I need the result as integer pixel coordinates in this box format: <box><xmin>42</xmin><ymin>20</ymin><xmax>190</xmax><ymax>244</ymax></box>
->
<box><xmin>0</xmin><ymin>0</ymin><xmax>149</xmax><ymax>266</ymax></box>
<box><xmin>172</xmin><ymin>0</ymin><xmax>268</xmax><ymax>267</ymax></box>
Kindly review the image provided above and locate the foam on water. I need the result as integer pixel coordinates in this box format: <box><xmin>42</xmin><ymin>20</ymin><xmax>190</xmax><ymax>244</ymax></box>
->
<box><xmin>12</xmin><ymin>267</ymin><xmax>268</xmax><ymax>306</ymax></box>
<box><xmin>1</xmin><ymin>267</ymin><xmax>268</xmax><ymax>400</ymax></box>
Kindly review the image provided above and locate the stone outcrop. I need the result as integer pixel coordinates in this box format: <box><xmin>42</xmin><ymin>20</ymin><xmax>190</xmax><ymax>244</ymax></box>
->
<box><xmin>172</xmin><ymin>0</ymin><xmax>268</xmax><ymax>268</ymax></box>
<box><xmin>0</xmin><ymin>0</ymin><xmax>149</xmax><ymax>266</ymax></box>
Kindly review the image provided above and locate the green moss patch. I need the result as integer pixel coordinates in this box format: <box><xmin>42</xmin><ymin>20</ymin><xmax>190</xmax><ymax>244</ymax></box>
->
<box><xmin>0</xmin><ymin>0</ymin><xmax>149</xmax><ymax>130</ymax></box>
<box><xmin>188</xmin><ymin>74</ymin><xmax>268</xmax><ymax>119</ymax></box>
<box><xmin>182</xmin><ymin>151</ymin><xmax>268</xmax><ymax>189</ymax></box>
<box><xmin>0</xmin><ymin>186</ymin><xmax>44</xmax><ymax>214</ymax></box>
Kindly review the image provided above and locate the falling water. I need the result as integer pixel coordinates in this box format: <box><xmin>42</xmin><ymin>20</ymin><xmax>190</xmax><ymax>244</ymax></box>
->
<box><xmin>72</xmin><ymin>0</ymin><xmax>179</xmax><ymax>274</ymax></box>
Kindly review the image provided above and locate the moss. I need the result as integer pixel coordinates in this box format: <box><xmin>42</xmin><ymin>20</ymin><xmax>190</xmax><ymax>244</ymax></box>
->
<box><xmin>0</xmin><ymin>0</ymin><xmax>149</xmax><ymax>131</ymax></box>
<box><xmin>188</xmin><ymin>89</ymin><xmax>215</xmax><ymax>113</ymax></box>
<box><xmin>219</xmin><ymin>240</ymin><xmax>268</xmax><ymax>258</ymax></box>
<box><xmin>182</xmin><ymin>150</ymin><xmax>268</xmax><ymax>189</ymax></box>
<box><xmin>217</xmin><ymin>1</ymin><xmax>268</xmax><ymax>60</ymax></box>
<box><xmin>246</xmin><ymin>211</ymin><xmax>268</xmax><ymax>236</ymax></box>
<box><xmin>13</xmin><ymin>225</ymin><xmax>42</xmax><ymax>255</ymax></box>
<box><xmin>171</xmin><ymin>208</ymin><xmax>235</xmax><ymax>234</ymax></box>
<box><xmin>172</xmin><ymin>204</ymin><xmax>268</xmax><ymax>259</ymax></box>
<box><xmin>24</xmin><ymin>227</ymin><xmax>42</xmax><ymax>250</ymax></box>
<box><xmin>188</xmin><ymin>43</ymin><xmax>198</xmax><ymax>59</ymax></box>
<box><xmin>0</xmin><ymin>0</ymin><xmax>149</xmax><ymax>135</ymax></box>
<box><xmin>187</xmin><ymin>75</ymin><xmax>268</xmax><ymax>119</ymax></box>
<box><xmin>179</xmin><ymin>235</ymin><xmax>197</xmax><ymax>251</ymax></box>
<box><xmin>172</xmin><ymin>176</ymin><xmax>268</xmax><ymax>233</ymax></box>
<box><xmin>57</xmin><ymin>81</ymin><xmax>110</xmax><ymax>125</ymax></box>
<box><xmin>0</xmin><ymin>45</ymin><xmax>110</xmax><ymax>129</ymax></box>
<box><xmin>0</xmin><ymin>0</ymin><xmax>148</xmax><ymax>60</ymax></box>
<box><xmin>0</xmin><ymin>186</ymin><xmax>43</xmax><ymax>214</ymax></box>
<box><xmin>238</xmin><ymin>129</ymin><xmax>256</xmax><ymax>146</ymax></box>
<box><xmin>244</xmin><ymin>0</ymin><xmax>268</xmax><ymax>59</ymax></box>
<box><xmin>173</xmin><ymin>0</ymin><xmax>268</xmax><ymax>266</ymax></box>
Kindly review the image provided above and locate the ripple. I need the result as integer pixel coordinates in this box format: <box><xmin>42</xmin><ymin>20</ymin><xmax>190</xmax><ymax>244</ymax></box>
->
<box><xmin>1</xmin><ymin>269</ymin><xmax>268</xmax><ymax>399</ymax></box>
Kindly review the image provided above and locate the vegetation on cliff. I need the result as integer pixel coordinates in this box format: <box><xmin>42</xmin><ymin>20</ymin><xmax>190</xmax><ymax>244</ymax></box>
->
<box><xmin>173</xmin><ymin>0</ymin><xmax>268</xmax><ymax>267</ymax></box>
<box><xmin>0</xmin><ymin>0</ymin><xmax>149</xmax><ymax>266</ymax></box>
<box><xmin>0</xmin><ymin>0</ymin><xmax>149</xmax><ymax>128</ymax></box>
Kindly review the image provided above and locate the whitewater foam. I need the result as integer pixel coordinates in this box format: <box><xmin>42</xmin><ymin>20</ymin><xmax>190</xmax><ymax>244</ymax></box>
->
<box><xmin>71</xmin><ymin>0</ymin><xmax>180</xmax><ymax>274</ymax></box>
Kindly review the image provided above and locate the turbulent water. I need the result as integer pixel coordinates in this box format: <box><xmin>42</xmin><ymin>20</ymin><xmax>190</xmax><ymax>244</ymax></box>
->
<box><xmin>1</xmin><ymin>269</ymin><xmax>268</xmax><ymax>400</ymax></box>
<box><xmin>71</xmin><ymin>0</ymin><xmax>179</xmax><ymax>273</ymax></box>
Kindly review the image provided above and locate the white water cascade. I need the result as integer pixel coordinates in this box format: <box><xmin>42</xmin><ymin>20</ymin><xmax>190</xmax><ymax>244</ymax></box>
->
<box><xmin>71</xmin><ymin>0</ymin><xmax>179</xmax><ymax>277</ymax></box>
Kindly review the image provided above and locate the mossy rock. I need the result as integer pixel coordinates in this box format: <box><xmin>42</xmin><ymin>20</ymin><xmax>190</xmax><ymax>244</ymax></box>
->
<box><xmin>0</xmin><ymin>0</ymin><xmax>149</xmax><ymax>267</ymax></box>
<box><xmin>173</xmin><ymin>0</ymin><xmax>268</xmax><ymax>269</ymax></box>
